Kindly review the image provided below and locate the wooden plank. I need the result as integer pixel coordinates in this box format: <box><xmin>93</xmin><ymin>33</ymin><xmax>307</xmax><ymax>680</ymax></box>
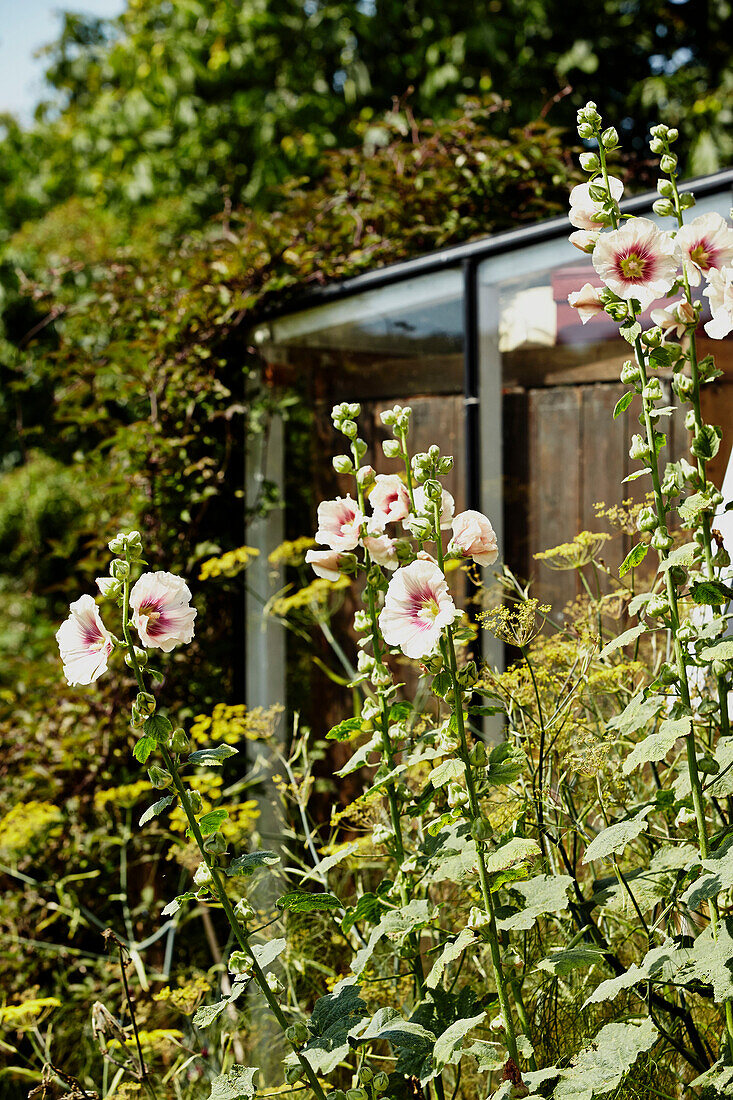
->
<box><xmin>580</xmin><ymin>383</ymin><xmax>627</xmax><ymax>582</ymax></box>
<box><xmin>700</xmin><ymin>381</ymin><xmax>733</xmax><ymax>489</ymax></box>
<box><xmin>528</xmin><ymin>387</ymin><xmax>581</xmax><ymax>615</ymax></box>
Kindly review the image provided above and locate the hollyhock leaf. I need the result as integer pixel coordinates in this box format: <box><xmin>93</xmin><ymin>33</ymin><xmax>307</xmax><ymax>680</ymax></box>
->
<box><xmin>607</xmin><ymin>692</ymin><xmax>665</xmax><ymax>737</ymax></box>
<box><xmin>691</xmin><ymin>580</ymin><xmax>733</xmax><ymax>606</ymax></box>
<box><xmin>307</xmin><ymin>983</ymin><xmax>368</xmax><ymax>1055</ymax></box>
<box><xmin>277</xmin><ymin>891</ymin><xmax>343</xmax><ymax>913</ymax></box>
<box><xmin>658</xmin><ymin>542</ymin><xmax>699</xmax><ymax>571</ymax></box>
<box><xmin>162</xmin><ymin>891</ymin><xmax>196</xmax><ymax>917</ymax></box>
<box><xmin>147</xmin><ymin>668</ymin><xmax>164</xmax><ymax>684</ymax></box>
<box><xmin>433</xmin><ymin>1012</ymin><xmax>485</xmax><ymax>1069</ymax></box>
<box><xmin>582</xmin><ymin>808</ymin><xmax>651</xmax><ymax>863</ymax></box>
<box><xmin>341</xmin><ymin>887</ymin><xmax>391</xmax><ymax>934</ymax></box>
<box><xmin>209</xmin><ymin>1066</ymin><xmax>258</xmax><ymax>1099</ymax></box>
<box><xmin>226</xmin><ymin>850</ymin><xmax>280</xmax><ymax>877</ymax></box>
<box><xmin>303</xmin><ymin>842</ymin><xmax>360</xmax><ymax>880</ymax></box>
<box><xmin>700</xmin><ymin>639</ymin><xmax>733</xmax><ymax>662</ymax></box>
<box><xmin>196</xmin><ymin>809</ymin><xmax>229</xmax><ymax>836</ymax></box>
<box><xmin>426</xmin><ymin>928</ymin><xmax>476</xmax><ymax>989</ymax></box>
<box><xmin>430</xmin><ymin>759</ymin><xmax>465</xmax><ymax>788</ymax></box>
<box><xmin>682</xmin><ymin>834</ymin><xmax>733</xmax><ymax>909</ymax></box>
<box><xmin>188</xmin><ymin>744</ymin><xmax>238</xmax><ymax>766</ymax></box>
<box><xmin>688</xmin><ymin>920</ymin><xmax>733</xmax><ymax>1000</ymax></box>
<box><xmin>351</xmin><ymin>900</ymin><xmax>432</xmax><ymax>977</ymax></box>
<box><xmin>143</xmin><ymin>714</ymin><xmax>173</xmax><ymax>743</ymax></box>
<box><xmin>139</xmin><ymin>794</ymin><xmax>175</xmax><ymax>826</ymax></box>
<box><xmin>553</xmin><ymin>1019</ymin><xmax>657</xmax><ymax>1099</ymax></box>
<box><xmin>193</xmin><ymin>999</ymin><xmax>229</xmax><ymax>1028</ymax></box>
<box><xmin>599</xmin><ymin>624</ymin><xmax>647</xmax><ymax>660</ymax></box>
<box><xmin>622</xmin><ymin>717</ymin><xmax>690</xmax><ymax>775</ymax></box>
<box><xmin>622</xmin><ymin>468</ymin><xmax>650</xmax><ymax>483</ymax></box>
<box><xmin>486</xmin><ymin>742</ymin><xmax>526</xmax><ymax>786</ymax></box>
<box><xmin>335</xmin><ymin>734</ymin><xmax>380</xmax><ymax>777</ymax></box>
<box><xmin>585</xmin><ymin>943</ymin><xmax>692</xmax><ymax>1005</ymax></box>
<box><xmin>537</xmin><ymin>945</ymin><xmax>607</xmax><ymax>976</ymax></box>
<box><xmin>133</xmin><ymin>736</ymin><xmax>156</xmax><ymax>764</ymax></box>
<box><xmin>464</xmin><ymin>1039</ymin><xmax>504</xmax><ymax>1071</ymax></box>
<box><xmin>619</xmin><ymin>543</ymin><xmax>648</xmax><ymax>576</ymax></box>
<box><xmin>691</xmin><ymin>424</ymin><xmax>722</xmax><ymax>460</ymax></box>
<box><xmin>251</xmin><ymin>938</ymin><xmax>286</xmax><ymax>969</ymax></box>
<box><xmin>613</xmin><ymin>391</ymin><xmax>634</xmax><ymax>419</ymax></box>
<box><xmin>498</xmin><ymin>874</ymin><xmax>573</xmax><ymax>932</ymax></box>
<box><xmin>484</xmin><ymin>838</ymin><xmax>541</xmax><ymax>874</ymax></box>
<box><xmin>326</xmin><ymin>717</ymin><xmax>365</xmax><ymax>742</ymax></box>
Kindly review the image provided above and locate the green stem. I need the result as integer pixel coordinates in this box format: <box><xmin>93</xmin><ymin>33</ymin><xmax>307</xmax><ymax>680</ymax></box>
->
<box><xmin>121</xmin><ymin>574</ymin><xmax>328</xmax><ymax>1100</ymax></box>
<box><xmin>432</xmin><ymin>502</ymin><xmax>520</xmax><ymax>1065</ymax></box>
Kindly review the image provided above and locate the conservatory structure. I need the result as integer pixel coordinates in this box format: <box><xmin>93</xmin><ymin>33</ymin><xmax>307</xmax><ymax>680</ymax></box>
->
<box><xmin>245</xmin><ymin>169</ymin><xmax>733</xmax><ymax>713</ymax></box>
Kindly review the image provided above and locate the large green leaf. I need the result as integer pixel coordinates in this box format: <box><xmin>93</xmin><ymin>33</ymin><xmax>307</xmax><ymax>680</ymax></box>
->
<box><xmin>553</xmin><ymin>1019</ymin><xmax>657</xmax><ymax>1099</ymax></box>
<box><xmin>226</xmin><ymin>850</ymin><xmax>280</xmax><ymax>877</ymax></box>
<box><xmin>485</xmin><ymin>742</ymin><xmax>526</xmax><ymax>787</ymax></box>
<box><xmin>139</xmin><ymin>794</ymin><xmax>175</xmax><ymax>826</ymax></box>
<box><xmin>484</xmin><ymin>837</ymin><xmax>541</xmax><ymax>874</ymax></box>
<box><xmin>426</xmin><ymin>927</ymin><xmax>476</xmax><ymax>989</ymax></box>
<box><xmin>582</xmin><ymin>808</ymin><xmax>650</xmax><ymax>863</ymax></box>
<box><xmin>682</xmin><ymin>834</ymin><xmax>733</xmax><ymax>908</ymax></box>
<box><xmin>188</xmin><ymin>744</ymin><xmax>238</xmax><ymax>766</ymax></box>
<box><xmin>585</xmin><ymin>942</ymin><xmax>692</xmax><ymax>1005</ymax></box>
<box><xmin>622</xmin><ymin>716</ymin><xmax>690</xmax><ymax>775</ymax></box>
<box><xmin>209</xmin><ymin>1066</ymin><xmax>258</xmax><ymax>1099</ymax></box>
<box><xmin>277</xmin><ymin>891</ymin><xmax>343</xmax><ymax>913</ymax></box>
<box><xmin>537</xmin><ymin>945</ymin><xmax>607</xmax><ymax>977</ymax></box>
<box><xmin>498</xmin><ymin>873</ymin><xmax>573</xmax><ymax>932</ymax></box>
<box><xmin>433</xmin><ymin>1012</ymin><xmax>485</xmax><ymax>1069</ymax></box>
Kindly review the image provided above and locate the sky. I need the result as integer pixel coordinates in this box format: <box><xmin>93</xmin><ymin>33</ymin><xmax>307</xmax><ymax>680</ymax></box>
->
<box><xmin>0</xmin><ymin>0</ymin><xmax>125</xmax><ymax>121</ymax></box>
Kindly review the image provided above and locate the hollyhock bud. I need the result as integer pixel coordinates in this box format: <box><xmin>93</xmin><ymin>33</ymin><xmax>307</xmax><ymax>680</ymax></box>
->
<box><xmin>568</xmin><ymin>283</ymin><xmax>604</xmax><ymax>324</ymax></box>
<box><xmin>136</xmin><ymin>691</ymin><xmax>156</xmax><ymax>716</ymax></box>
<box><xmin>148</xmin><ymin>765</ymin><xmax>172</xmax><ymax>789</ymax></box>
<box><xmin>286</xmin><ymin>1023</ymin><xmax>309</xmax><ymax>1045</ymax></box>
<box><xmin>332</xmin><ymin>455</ymin><xmax>354</xmax><ymax>475</ymax></box>
<box><xmin>234</xmin><ymin>899</ymin><xmax>255</xmax><ymax>923</ymax></box>
<box><xmin>373</xmin><ymin>1073</ymin><xmax>389</xmax><ymax>1093</ymax></box>
<box><xmin>228</xmin><ymin>951</ymin><xmax>252</xmax><ymax>975</ymax></box>
<box><xmin>356</xmin><ymin>464</ymin><xmax>375</xmax><ymax>488</ymax></box>
<box><xmin>203</xmin><ymin>832</ymin><xmax>227</xmax><ymax>856</ymax></box>
<box><xmin>168</xmin><ymin>728</ymin><xmax>188</xmax><ymax>752</ymax></box>
<box><xmin>187</xmin><ymin>790</ymin><xmax>203</xmax><ymax>814</ymax></box>
<box><xmin>306</xmin><ymin>549</ymin><xmax>346</xmax><ymax>581</ymax></box>
<box><xmin>285</xmin><ymin>1067</ymin><xmax>303</xmax><ymax>1085</ymax></box>
<box><xmin>265</xmin><ymin>971</ymin><xmax>282</xmax><ymax>993</ymax></box>
<box><xmin>569</xmin><ymin>230</ymin><xmax>600</xmax><ymax>253</ymax></box>
<box><xmin>124</xmin><ymin>647</ymin><xmax>148</xmax><ymax>668</ymax></box>
<box><xmin>382</xmin><ymin>439</ymin><xmax>401</xmax><ymax>459</ymax></box>
<box><xmin>193</xmin><ymin>862</ymin><xmax>213</xmax><ymax>887</ymax></box>
<box><xmin>96</xmin><ymin>576</ymin><xmax>123</xmax><ymax>599</ymax></box>
<box><xmin>579</xmin><ymin>151</ymin><xmax>599</xmax><ymax>172</ymax></box>
<box><xmin>660</xmin><ymin>153</ymin><xmax>677</xmax><ymax>174</ymax></box>
<box><xmin>111</xmin><ymin>559</ymin><xmax>131</xmax><ymax>579</ymax></box>
<box><xmin>449</xmin><ymin>511</ymin><xmax>499</xmax><ymax>567</ymax></box>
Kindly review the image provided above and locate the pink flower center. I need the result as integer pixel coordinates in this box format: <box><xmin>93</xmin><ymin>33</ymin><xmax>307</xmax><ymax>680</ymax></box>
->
<box><xmin>140</xmin><ymin>601</ymin><xmax>166</xmax><ymax>636</ymax></box>
<box><xmin>82</xmin><ymin>625</ymin><xmax>106</xmax><ymax>649</ymax></box>
<box><xmin>407</xmin><ymin>582</ymin><xmax>442</xmax><ymax>630</ymax></box>
<box><xmin>689</xmin><ymin>239</ymin><xmax>718</xmax><ymax>271</ymax></box>
<box><xmin>617</xmin><ymin>245</ymin><xmax>655</xmax><ymax>282</ymax></box>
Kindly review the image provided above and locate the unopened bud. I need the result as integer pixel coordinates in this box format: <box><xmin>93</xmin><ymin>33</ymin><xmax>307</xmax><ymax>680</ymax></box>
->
<box><xmin>332</xmin><ymin>455</ymin><xmax>354</xmax><ymax>475</ymax></box>
<box><xmin>579</xmin><ymin>151</ymin><xmax>599</xmax><ymax>172</ymax></box>
<box><xmin>228</xmin><ymin>951</ymin><xmax>252</xmax><ymax>976</ymax></box>
<box><xmin>660</xmin><ymin>153</ymin><xmax>678</xmax><ymax>174</ymax></box>
<box><xmin>382</xmin><ymin>439</ymin><xmax>401</xmax><ymax>459</ymax></box>
<box><xmin>136</xmin><ymin>691</ymin><xmax>156</xmax><ymax>716</ymax></box>
<box><xmin>111</xmin><ymin>559</ymin><xmax>131</xmax><ymax>579</ymax></box>
<box><xmin>286</xmin><ymin>1022</ymin><xmax>309</xmax><ymax>1045</ymax></box>
<box><xmin>148</xmin><ymin>765</ymin><xmax>172</xmax><ymax>790</ymax></box>
<box><xmin>601</xmin><ymin>126</ymin><xmax>618</xmax><ymax>148</ymax></box>
<box><xmin>169</xmin><ymin>727</ymin><xmax>189</xmax><ymax>752</ymax></box>
<box><xmin>187</xmin><ymin>789</ymin><xmax>203</xmax><ymax>814</ymax></box>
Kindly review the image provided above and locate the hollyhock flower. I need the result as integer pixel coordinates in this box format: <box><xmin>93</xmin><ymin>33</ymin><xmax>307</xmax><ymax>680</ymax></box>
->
<box><xmin>56</xmin><ymin>594</ymin><xmax>114</xmax><ymax>686</ymax></box>
<box><xmin>315</xmin><ymin>495</ymin><xmax>363</xmax><ymax>550</ymax></box>
<box><xmin>450</xmin><ymin>511</ymin><xmax>499</xmax><ymax>566</ymax></box>
<box><xmin>363</xmin><ymin>534</ymin><xmax>399</xmax><ymax>570</ymax></box>
<box><xmin>568</xmin><ymin>175</ymin><xmax>624</xmax><ymax>230</ymax></box>
<box><xmin>305</xmin><ymin>549</ymin><xmax>345</xmax><ymax>581</ymax></box>
<box><xmin>593</xmin><ymin>218</ymin><xmax>679</xmax><ymax>311</ymax></box>
<box><xmin>379</xmin><ymin>560</ymin><xmax>460</xmax><ymax>659</ymax></box>
<box><xmin>408</xmin><ymin>486</ymin><xmax>455</xmax><ymax>530</ymax></box>
<box><xmin>704</xmin><ymin>267</ymin><xmax>733</xmax><ymax>340</ymax></box>
<box><xmin>568</xmin><ymin>283</ymin><xmax>605</xmax><ymax>324</ymax></box>
<box><xmin>569</xmin><ymin>230</ymin><xmax>600</xmax><ymax>254</ymax></box>
<box><xmin>369</xmin><ymin>474</ymin><xmax>411</xmax><ymax>528</ymax></box>
<box><xmin>675</xmin><ymin>213</ymin><xmax>733</xmax><ymax>286</ymax></box>
<box><xmin>130</xmin><ymin>572</ymin><xmax>197</xmax><ymax>651</ymax></box>
<box><xmin>650</xmin><ymin>299</ymin><xmax>696</xmax><ymax>339</ymax></box>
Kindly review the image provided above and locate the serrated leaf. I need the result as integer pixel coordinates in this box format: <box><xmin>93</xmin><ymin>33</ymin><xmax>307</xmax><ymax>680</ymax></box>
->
<box><xmin>464</xmin><ymin>1039</ymin><xmax>504</xmax><ymax>1071</ymax></box>
<box><xmin>132</xmin><ymin>736</ymin><xmax>156</xmax><ymax>764</ymax></box>
<box><xmin>277</xmin><ymin>891</ymin><xmax>343</xmax><ymax>913</ymax></box>
<box><xmin>657</xmin><ymin>541</ymin><xmax>698</xmax><ymax>572</ymax></box>
<box><xmin>188</xmin><ymin>744</ymin><xmax>238</xmax><ymax>766</ymax></box>
<box><xmin>622</xmin><ymin>717</ymin><xmax>690</xmax><ymax>775</ymax></box>
<box><xmin>607</xmin><ymin>693</ymin><xmax>664</xmax><ymax>737</ymax></box>
<box><xmin>430</xmin><ymin>758</ymin><xmax>465</xmax><ymax>788</ymax></box>
<box><xmin>290</xmin><ymin>982</ymin><xmax>368</xmax><ymax>1073</ymax></box>
<box><xmin>537</xmin><ymin>945</ymin><xmax>607</xmax><ymax>977</ymax></box>
<box><xmin>691</xmin><ymin>423</ymin><xmax>721</xmax><ymax>460</ymax></box>
<box><xmin>485</xmin><ymin>742</ymin><xmax>526</xmax><ymax>786</ymax></box>
<box><xmin>682</xmin><ymin>834</ymin><xmax>733</xmax><ymax>909</ymax></box>
<box><xmin>335</xmin><ymin>733</ymin><xmax>380</xmax><ymax>777</ymax></box>
<box><xmin>484</xmin><ymin>838</ymin><xmax>541</xmax><ymax>874</ymax></box>
<box><xmin>426</xmin><ymin>927</ymin><xmax>476</xmax><ymax>989</ymax></box>
<box><xmin>686</xmin><ymin>920</ymin><xmax>733</xmax><ymax>1000</ymax></box>
<box><xmin>433</xmin><ymin>1012</ymin><xmax>485</xmax><ymax>1069</ymax></box>
<box><xmin>679</xmin><ymin>491</ymin><xmax>716</xmax><ymax>523</ymax></box>
<box><xmin>498</xmin><ymin>874</ymin><xmax>573</xmax><ymax>932</ymax></box>
<box><xmin>619</xmin><ymin>542</ymin><xmax>648</xmax><ymax>577</ymax></box>
<box><xmin>553</xmin><ymin>1018</ymin><xmax>657</xmax><ymax>1100</ymax></box>
<box><xmin>582</xmin><ymin>808</ymin><xmax>650</xmax><ymax>863</ymax></box>
<box><xmin>143</xmin><ymin>714</ymin><xmax>173</xmax><ymax>743</ymax></box>
<box><xmin>139</xmin><ymin>794</ymin><xmax>175</xmax><ymax>826</ymax></box>
<box><xmin>226</xmin><ymin>850</ymin><xmax>280</xmax><ymax>877</ymax></box>
<box><xmin>599</xmin><ymin>624</ymin><xmax>646</xmax><ymax>660</ymax></box>
<box><xmin>196</xmin><ymin>808</ymin><xmax>229</xmax><ymax>836</ymax></box>
<box><xmin>209</xmin><ymin>1066</ymin><xmax>258</xmax><ymax>1099</ymax></box>
<box><xmin>585</xmin><ymin>942</ymin><xmax>693</xmax><ymax>1005</ymax></box>
<box><xmin>326</xmin><ymin>716</ymin><xmax>364</xmax><ymax>742</ymax></box>
<box><xmin>351</xmin><ymin>900</ymin><xmax>432</xmax><ymax>977</ymax></box>
<box><xmin>699</xmin><ymin>639</ymin><xmax>733</xmax><ymax>662</ymax></box>
<box><xmin>628</xmin><ymin>591</ymin><xmax>653</xmax><ymax>615</ymax></box>
<box><xmin>613</xmin><ymin>391</ymin><xmax>634</xmax><ymax>419</ymax></box>
<box><xmin>251</xmin><ymin>938</ymin><xmax>286</xmax><ymax>969</ymax></box>
<box><xmin>691</xmin><ymin>580</ymin><xmax>733</xmax><ymax>606</ymax></box>
<box><xmin>193</xmin><ymin>999</ymin><xmax>228</xmax><ymax>1028</ymax></box>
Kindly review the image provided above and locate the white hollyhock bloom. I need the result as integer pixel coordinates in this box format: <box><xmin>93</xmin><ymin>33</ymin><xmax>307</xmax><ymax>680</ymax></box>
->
<box><xmin>363</xmin><ymin>534</ymin><xmax>399</xmax><ymax>570</ymax></box>
<box><xmin>593</xmin><ymin>218</ymin><xmax>679</xmax><ymax>310</ymax></box>
<box><xmin>379</xmin><ymin>560</ymin><xmax>460</xmax><ymax>659</ymax></box>
<box><xmin>568</xmin><ymin>282</ymin><xmax>605</xmax><ymax>324</ymax></box>
<box><xmin>568</xmin><ymin>175</ymin><xmax>624</xmax><ymax>230</ymax></box>
<box><xmin>675</xmin><ymin>213</ymin><xmax>733</xmax><ymax>286</ymax></box>
<box><xmin>315</xmin><ymin>495</ymin><xmax>363</xmax><ymax>550</ymax></box>
<box><xmin>407</xmin><ymin>486</ymin><xmax>455</xmax><ymax>531</ymax></box>
<box><xmin>305</xmin><ymin>549</ymin><xmax>344</xmax><ymax>581</ymax></box>
<box><xmin>56</xmin><ymin>594</ymin><xmax>114</xmax><ymax>686</ymax></box>
<box><xmin>704</xmin><ymin>267</ymin><xmax>733</xmax><ymax>340</ymax></box>
<box><xmin>130</xmin><ymin>572</ymin><xmax>197</xmax><ymax>651</ymax></box>
<box><xmin>368</xmin><ymin>474</ymin><xmax>411</xmax><ymax>528</ymax></box>
<box><xmin>650</xmin><ymin>299</ymin><xmax>696</xmax><ymax>339</ymax></box>
<box><xmin>449</xmin><ymin>510</ymin><xmax>499</xmax><ymax>566</ymax></box>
